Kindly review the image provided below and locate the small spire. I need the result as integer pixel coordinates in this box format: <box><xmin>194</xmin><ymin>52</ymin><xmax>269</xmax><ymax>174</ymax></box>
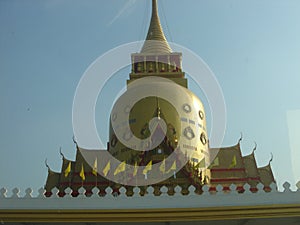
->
<box><xmin>141</xmin><ymin>0</ymin><xmax>172</xmax><ymax>54</ymax></box>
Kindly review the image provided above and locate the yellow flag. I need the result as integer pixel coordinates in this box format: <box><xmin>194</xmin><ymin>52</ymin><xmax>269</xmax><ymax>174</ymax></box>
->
<box><xmin>167</xmin><ymin>161</ymin><xmax>176</xmax><ymax>173</ymax></box>
<box><xmin>64</xmin><ymin>161</ymin><xmax>71</xmax><ymax>177</ymax></box>
<box><xmin>114</xmin><ymin>161</ymin><xmax>126</xmax><ymax>175</ymax></box>
<box><xmin>159</xmin><ymin>159</ymin><xmax>165</xmax><ymax>173</ymax></box>
<box><xmin>92</xmin><ymin>158</ymin><xmax>98</xmax><ymax>176</ymax></box>
<box><xmin>79</xmin><ymin>163</ymin><xmax>85</xmax><ymax>181</ymax></box>
<box><xmin>208</xmin><ymin>157</ymin><xmax>219</xmax><ymax>169</ymax></box>
<box><xmin>195</xmin><ymin>158</ymin><xmax>205</xmax><ymax>169</ymax></box>
<box><xmin>133</xmin><ymin>162</ymin><xmax>138</xmax><ymax>176</ymax></box>
<box><xmin>213</xmin><ymin>157</ymin><xmax>219</xmax><ymax>166</ymax></box>
<box><xmin>229</xmin><ymin>155</ymin><xmax>237</xmax><ymax>168</ymax></box>
<box><xmin>142</xmin><ymin>160</ymin><xmax>152</xmax><ymax>175</ymax></box>
<box><xmin>103</xmin><ymin>161</ymin><xmax>110</xmax><ymax>176</ymax></box>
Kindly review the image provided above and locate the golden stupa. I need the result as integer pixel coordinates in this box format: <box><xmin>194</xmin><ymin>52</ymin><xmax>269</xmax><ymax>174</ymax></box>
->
<box><xmin>45</xmin><ymin>0</ymin><xmax>275</xmax><ymax>197</ymax></box>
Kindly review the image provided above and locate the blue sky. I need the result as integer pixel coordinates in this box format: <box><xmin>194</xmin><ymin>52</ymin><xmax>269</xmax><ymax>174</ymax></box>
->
<box><xmin>0</xmin><ymin>0</ymin><xmax>300</xmax><ymax>192</ymax></box>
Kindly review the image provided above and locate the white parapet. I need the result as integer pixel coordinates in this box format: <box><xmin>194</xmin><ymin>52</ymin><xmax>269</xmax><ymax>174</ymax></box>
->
<box><xmin>0</xmin><ymin>181</ymin><xmax>300</xmax><ymax>210</ymax></box>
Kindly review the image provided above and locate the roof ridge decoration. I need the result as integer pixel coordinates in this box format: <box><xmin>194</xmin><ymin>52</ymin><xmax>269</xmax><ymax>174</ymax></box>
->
<box><xmin>244</xmin><ymin>142</ymin><xmax>257</xmax><ymax>158</ymax></box>
<box><xmin>257</xmin><ymin>153</ymin><xmax>273</xmax><ymax>169</ymax></box>
<box><xmin>45</xmin><ymin>159</ymin><xmax>50</xmax><ymax>171</ymax></box>
<box><xmin>59</xmin><ymin>147</ymin><xmax>65</xmax><ymax>159</ymax></box>
<box><xmin>140</xmin><ymin>0</ymin><xmax>172</xmax><ymax>54</ymax></box>
<box><xmin>238</xmin><ymin>132</ymin><xmax>243</xmax><ymax>144</ymax></box>
<box><xmin>269</xmin><ymin>152</ymin><xmax>273</xmax><ymax>165</ymax></box>
<box><xmin>252</xmin><ymin>141</ymin><xmax>257</xmax><ymax>154</ymax></box>
<box><xmin>258</xmin><ymin>154</ymin><xmax>274</xmax><ymax>174</ymax></box>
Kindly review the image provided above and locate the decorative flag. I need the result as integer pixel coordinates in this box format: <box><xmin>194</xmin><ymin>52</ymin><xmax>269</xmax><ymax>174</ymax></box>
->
<box><xmin>229</xmin><ymin>155</ymin><xmax>237</xmax><ymax>168</ymax></box>
<box><xmin>208</xmin><ymin>157</ymin><xmax>219</xmax><ymax>169</ymax></box>
<box><xmin>92</xmin><ymin>158</ymin><xmax>98</xmax><ymax>176</ymax></box>
<box><xmin>79</xmin><ymin>163</ymin><xmax>85</xmax><ymax>181</ymax></box>
<box><xmin>167</xmin><ymin>161</ymin><xmax>176</xmax><ymax>173</ymax></box>
<box><xmin>159</xmin><ymin>159</ymin><xmax>165</xmax><ymax>174</ymax></box>
<box><xmin>64</xmin><ymin>161</ymin><xmax>71</xmax><ymax>177</ymax></box>
<box><xmin>133</xmin><ymin>162</ymin><xmax>138</xmax><ymax>176</ymax></box>
<box><xmin>103</xmin><ymin>161</ymin><xmax>111</xmax><ymax>176</ymax></box>
<box><xmin>195</xmin><ymin>158</ymin><xmax>205</xmax><ymax>169</ymax></box>
<box><xmin>142</xmin><ymin>160</ymin><xmax>152</xmax><ymax>175</ymax></box>
<box><xmin>114</xmin><ymin>161</ymin><xmax>126</xmax><ymax>175</ymax></box>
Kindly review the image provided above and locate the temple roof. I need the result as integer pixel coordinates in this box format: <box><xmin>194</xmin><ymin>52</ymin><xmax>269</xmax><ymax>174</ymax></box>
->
<box><xmin>243</xmin><ymin>152</ymin><xmax>259</xmax><ymax>178</ymax></box>
<box><xmin>140</xmin><ymin>0</ymin><xmax>172</xmax><ymax>54</ymax></box>
<box><xmin>258</xmin><ymin>163</ymin><xmax>275</xmax><ymax>186</ymax></box>
<box><xmin>44</xmin><ymin>169</ymin><xmax>60</xmax><ymax>192</ymax></box>
<box><xmin>209</xmin><ymin>143</ymin><xmax>243</xmax><ymax>169</ymax></box>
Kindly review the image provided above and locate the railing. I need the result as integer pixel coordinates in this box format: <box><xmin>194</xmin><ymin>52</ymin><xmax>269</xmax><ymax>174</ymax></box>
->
<box><xmin>1</xmin><ymin>181</ymin><xmax>300</xmax><ymax>223</ymax></box>
<box><xmin>1</xmin><ymin>181</ymin><xmax>300</xmax><ymax>210</ymax></box>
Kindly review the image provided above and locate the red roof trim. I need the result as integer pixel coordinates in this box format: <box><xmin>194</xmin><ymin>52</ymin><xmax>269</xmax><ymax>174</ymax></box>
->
<box><xmin>248</xmin><ymin>177</ymin><xmax>260</xmax><ymax>181</ymax></box>
<box><xmin>210</xmin><ymin>168</ymin><xmax>245</xmax><ymax>172</ymax></box>
<box><xmin>210</xmin><ymin>178</ymin><xmax>248</xmax><ymax>182</ymax></box>
<box><xmin>59</xmin><ymin>181</ymin><xmax>110</xmax><ymax>186</ymax></box>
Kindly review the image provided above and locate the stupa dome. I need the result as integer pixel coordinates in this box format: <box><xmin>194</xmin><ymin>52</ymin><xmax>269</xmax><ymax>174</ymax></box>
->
<box><xmin>108</xmin><ymin>77</ymin><xmax>209</xmax><ymax>167</ymax></box>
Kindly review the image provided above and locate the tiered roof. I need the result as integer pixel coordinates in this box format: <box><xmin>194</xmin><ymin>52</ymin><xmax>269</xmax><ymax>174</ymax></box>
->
<box><xmin>208</xmin><ymin>140</ymin><xmax>275</xmax><ymax>192</ymax></box>
<box><xmin>45</xmin><ymin>139</ymin><xmax>275</xmax><ymax>196</ymax></box>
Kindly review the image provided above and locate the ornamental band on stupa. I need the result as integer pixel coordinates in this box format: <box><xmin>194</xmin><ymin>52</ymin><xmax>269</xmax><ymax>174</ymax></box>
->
<box><xmin>44</xmin><ymin>0</ymin><xmax>275</xmax><ymax>197</ymax></box>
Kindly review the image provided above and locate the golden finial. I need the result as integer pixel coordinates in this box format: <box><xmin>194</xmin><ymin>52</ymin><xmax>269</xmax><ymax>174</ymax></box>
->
<box><xmin>156</xmin><ymin>97</ymin><xmax>161</xmax><ymax>118</ymax></box>
<box><xmin>141</xmin><ymin>0</ymin><xmax>172</xmax><ymax>54</ymax></box>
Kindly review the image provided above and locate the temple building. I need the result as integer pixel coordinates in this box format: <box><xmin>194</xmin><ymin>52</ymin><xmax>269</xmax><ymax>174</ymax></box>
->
<box><xmin>44</xmin><ymin>0</ymin><xmax>275</xmax><ymax>197</ymax></box>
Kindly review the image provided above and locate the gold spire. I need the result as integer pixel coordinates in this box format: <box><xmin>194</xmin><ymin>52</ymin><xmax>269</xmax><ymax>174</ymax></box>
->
<box><xmin>155</xmin><ymin>97</ymin><xmax>161</xmax><ymax>118</ymax></box>
<box><xmin>141</xmin><ymin>0</ymin><xmax>172</xmax><ymax>54</ymax></box>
